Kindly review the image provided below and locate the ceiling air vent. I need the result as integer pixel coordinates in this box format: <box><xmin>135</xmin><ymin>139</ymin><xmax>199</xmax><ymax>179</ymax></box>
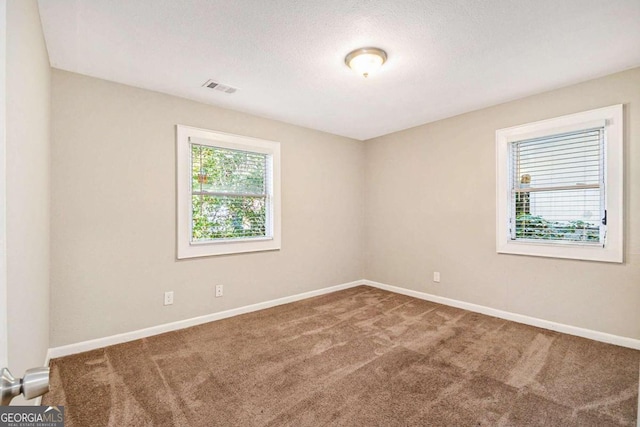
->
<box><xmin>202</xmin><ymin>79</ymin><xmax>237</xmax><ymax>94</ymax></box>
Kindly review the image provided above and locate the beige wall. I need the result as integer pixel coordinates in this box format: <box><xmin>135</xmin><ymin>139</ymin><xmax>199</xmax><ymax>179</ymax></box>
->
<box><xmin>50</xmin><ymin>70</ymin><xmax>364</xmax><ymax>347</ymax></box>
<box><xmin>50</xmin><ymin>64</ymin><xmax>639</xmax><ymax>346</ymax></box>
<box><xmin>365</xmin><ymin>67</ymin><xmax>640</xmax><ymax>340</ymax></box>
<box><xmin>6</xmin><ymin>0</ymin><xmax>51</xmax><ymax>397</ymax></box>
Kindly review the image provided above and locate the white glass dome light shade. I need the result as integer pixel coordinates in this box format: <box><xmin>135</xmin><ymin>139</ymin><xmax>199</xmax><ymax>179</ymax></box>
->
<box><xmin>345</xmin><ymin>47</ymin><xmax>387</xmax><ymax>78</ymax></box>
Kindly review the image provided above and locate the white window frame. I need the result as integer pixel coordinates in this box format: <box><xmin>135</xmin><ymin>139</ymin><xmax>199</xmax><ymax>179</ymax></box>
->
<box><xmin>176</xmin><ymin>125</ymin><xmax>281</xmax><ymax>259</ymax></box>
<box><xmin>496</xmin><ymin>105</ymin><xmax>623</xmax><ymax>263</ymax></box>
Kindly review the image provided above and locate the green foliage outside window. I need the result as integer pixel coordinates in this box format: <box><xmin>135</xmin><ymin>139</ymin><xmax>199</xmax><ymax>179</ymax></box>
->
<box><xmin>191</xmin><ymin>144</ymin><xmax>268</xmax><ymax>241</ymax></box>
<box><xmin>515</xmin><ymin>214</ymin><xmax>599</xmax><ymax>242</ymax></box>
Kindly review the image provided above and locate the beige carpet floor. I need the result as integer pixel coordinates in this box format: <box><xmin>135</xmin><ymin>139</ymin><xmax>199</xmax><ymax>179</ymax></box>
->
<box><xmin>43</xmin><ymin>286</ymin><xmax>639</xmax><ymax>426</ymax></box>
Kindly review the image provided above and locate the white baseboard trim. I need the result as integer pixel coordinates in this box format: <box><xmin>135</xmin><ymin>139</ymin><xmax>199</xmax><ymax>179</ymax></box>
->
<box><xmin>47</xmin><ymin>278</ymin><xmax>640</xmax><ymax>360</ymax></box>
<box><xmin>363</xmin><ymin>280</ymin><xmax>640</xmax><ymax>350</ymax></box>
<box><xmin>48</xmin><ymin>280</ymin><xmax>364</xmax><ymax>359</ymax></box>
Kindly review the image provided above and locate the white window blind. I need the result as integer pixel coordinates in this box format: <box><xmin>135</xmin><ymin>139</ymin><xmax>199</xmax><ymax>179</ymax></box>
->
<box><xmin>509</xmin><ymin>127</ymin><xmax>605</xmax><ymax>245</ymax></box>
<box><xmin>190</xmin><ymin>142</ymin><xmax>271</xmax><ymax>242</ymax></box>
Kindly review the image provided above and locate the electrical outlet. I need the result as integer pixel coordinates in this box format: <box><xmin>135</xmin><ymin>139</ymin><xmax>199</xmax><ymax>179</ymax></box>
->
<box><xmin>215</xmin><ymin>285</ymin><xmax>223</xmax><ymax>298</ymax></box>
<box><xmin>164</xmin><ymin>291</ymin><xmax>174</xmax><ymax>306</ymax></box>
<box><xmin>433</xmin><ymin>272</ymin><xmax>441</xmax><ymax>283</ymax></box>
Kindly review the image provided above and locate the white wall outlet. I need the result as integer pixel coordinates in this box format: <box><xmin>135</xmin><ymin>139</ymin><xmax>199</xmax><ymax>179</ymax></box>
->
<box><xmin>215</xmin><ymin>284</ymin><xmax>223</xmax><ymax>298</ymax></box>
<box><xmin>164</xmin><ymin>291</ymin><xmax>174</xmax><ymax>306</ymax></box>
<box><xmin>433</xmin><ymin>272</ymin><xmax>441</xmax><ymax>283</ymax></box>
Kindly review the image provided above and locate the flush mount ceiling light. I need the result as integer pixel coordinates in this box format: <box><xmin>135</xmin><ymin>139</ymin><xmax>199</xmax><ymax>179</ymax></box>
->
<box><xmin>345</xmin><ymin>47</ymin><xmax>387</xmax><ymax>78</ymax></box>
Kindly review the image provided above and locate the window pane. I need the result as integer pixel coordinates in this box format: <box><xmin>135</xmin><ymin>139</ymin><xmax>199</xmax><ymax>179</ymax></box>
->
<box><xmin>514</xmin><ymin>189</ymin><xmax>601</xmax><ymax>243</ymax></box>
<box><xmin>191</xmin><ymin>144</ymin><xmax>266</xmax><ymax>195</ymax></box>
<box><xmin>515</xmin><ymin>129</ymin><xmax>601</xmax><ymax>188</ymax></box>
<box><xmin>511</xmin><ymin>128</ymin><xmax>603</xmax><ymax>244</ymax></box>
<box><xmin>192</xmin><ymin>195</ymin><xmax>267</xmax><ymax>241</ymax></box>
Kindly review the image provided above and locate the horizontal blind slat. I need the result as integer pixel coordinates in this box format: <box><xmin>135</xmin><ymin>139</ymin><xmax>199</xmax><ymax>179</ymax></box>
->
<box><xmin>513</xmin><ymin>184</ymin><xmax>600</xmax><ymax>193</ymax></box>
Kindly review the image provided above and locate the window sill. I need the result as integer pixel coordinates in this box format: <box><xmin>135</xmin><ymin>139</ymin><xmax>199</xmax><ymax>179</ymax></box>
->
<box><xmin>497</xmin><ymin>240</ymin><xmax>622</xmax><ymax>263</ymax></box>
<box><xmin>178</xmin><ymin>238</ymin><xmax>281</xmax><ymax>259</ymax></box>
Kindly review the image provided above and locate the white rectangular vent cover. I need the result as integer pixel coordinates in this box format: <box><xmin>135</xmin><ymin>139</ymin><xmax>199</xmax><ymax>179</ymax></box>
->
<box><xmin>202</xmin><ymin>79</ymin><xmax>237</xmax><ymax>94</ymax></box>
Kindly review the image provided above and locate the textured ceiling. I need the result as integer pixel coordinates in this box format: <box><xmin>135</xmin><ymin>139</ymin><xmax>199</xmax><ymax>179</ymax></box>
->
<box><xmin>37</xmin><ymin>0</ymin><xmax>640</xmax><ymax>140</ymax></box>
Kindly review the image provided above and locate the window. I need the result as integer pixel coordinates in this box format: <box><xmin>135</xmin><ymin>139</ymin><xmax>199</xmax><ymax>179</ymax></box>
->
<box><xmin>177</xmin><ymin>125</ymin><xmax>281</xmax><ymax>258</ymax></box>
<box><xmin>496</xmin><ymin>105</ymin><xmax>623</xmax><ymax>263</ymax></box>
